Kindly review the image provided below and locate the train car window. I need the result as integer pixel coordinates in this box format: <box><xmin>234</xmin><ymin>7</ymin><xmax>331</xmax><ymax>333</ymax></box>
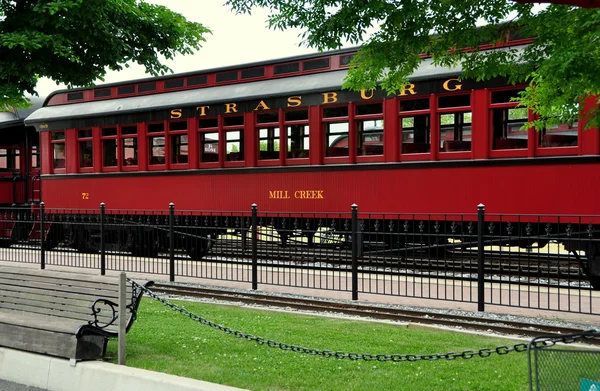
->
<box><xmin>241</xmin><ymin>68</ymin><xmax>265</xmax><ymax>79</ymax></box>
<box><xmin>355</xmin><ymin>103</ymin><xmax>384</xmax><ymax>158</ymax></box>
<box><xmin>94</xmin><ymin>89</ymin><xmax>111</xmax><ymax>98</ymax></box>
<box><xmin>539</xmin><ymin>122</ymin><xmax>579</xmax><ymax>148</ymax></box>
<box><xmin>120</xmin><ymin>125</ymin><xmax>138</xmax><ymax>167</ymax></box>
<box><xmin>400</xmin><ymin>98</ymin><xmax>431</xmax><ymax>155</ymax></box>
<box><xmin>31</xmin><ymin>145</ymin><xmax>40</xmax><ymax>169</ymax></box>
<box><xmin>223</xmin><ymin>116</ymin><xmax>243</xmax><ymax>127</ymax></box>
<box><xmin>325</xmin><ymin>122</ymin><xmax>350</xmax><ymax>157</ymax></box>
<box><xmin>77</xmin><ymin>129</ymin><xmax>93</xmax><ymax>169</ymax></box>
<box><xmin>171</xmin><ymin>135</ymin><xmax>188</xmax><ymax>164</ymax></box>
<box><xmin>340</xmin><ymin>54</ymin><xmax>354</xmax><ymax>67</ymax></box>
<box><xmin>164</xmin><ymin>79</ymin><xmax>184</xmax><ymax>89</ymax></box>
<box><xmin>258</xmin><ymin>127</ymin><xmax>280</xmax><ymax>160</ymax></box>
<box><xmin>437</xmin><ymin>94</ymin><xmax>472</xmax><ymax>153</ymax></box>
<box><xmin>401</xmin><ymin>115</ymin><xmax>431</xmax><ymax>154</ymax></box>
<box><xmin>537</xmin><ymin>104</ymin><xmax>579</xmax><ymax>149</ymax></box>
<box><xmin>122</xmin><ymin>138</ymin><xmax>138</xmax><ymax>166</ymax></box>
<box><xmin>285</xmin><ymin>109</ymin><xmax>309</xmax><ymax>160</ymax></box>
<box><xmin>356</xmin><ymin>103</ymin><xmax>383</xmax><ymax>116</ymax></box>
<box><xmin>400</xmin><ymin>98</ymin><xmax>429</xmax><ymax>112</ymax></box>
<box><xmin>67</xmin><ymin>92</ymin><xmax>83</xmax><ymax>101</ymax></box>
<box><xmin>357</xmin><ymin>119</ymin><xmax>383</xmax><ymax>156</ymax></box>
<box><xmin>121</xmin><ymin>125</ymin><xmax>137</xmax><ymax>135</ymax></box>
<box><xmin>51</xmin><ymin>131</ymin><xmax>66</xmax><ymax>170</ymax></box>
<box><xmin>216</xmin><ymin>71</ymin><xmax>238</xmax><ymax>83</ymax></box>
<box><xmin>323</xmin><ymin>106</ymin><xmax>348</xmax><ymax>118</ymax></box>
<box><xmin>492</xmin><ymin>107</ymin><xmax>528</xmax><ymax>150</ymax></box>
<box><xmin>285</xmin><ymin>110</ymin><xmax>308</xmax><ymax>122</ymax></box>
<box><xmin>147</xmin><ymin>123</ymin><xmax>164</xmax><ymax>133</ymax></box>
<box><xmin>101</xmin><ymin>127</ymin><xmax>118</xmax><ymax>167</ymax></box>
<box><xmin>200</xmin><ymin>132</ymin><xmax>219</xmax><ymax>163</ymax></box>
<box><xmin>148</xmin><ymin>136</ymin><xmax>165</xmax><ymax>165</ymax></box>
<box><xmin>101</xmin><ymin>127</ymin><xmax>117</xmax><ymax>137</ymax></box>
<box><xmin>117</xmin><ymin>86</ymin><xmax>135</xmax><ymax>95</ymax></box>
<box><xmin>51</xmin><ymin>132</ymin><xmax>65</xmax><ymax>141</ymax></box>
<box><xmin>138</xmin><ymin>83</ymin><xmax>156</xmax><ymax>93</ymax></box>
<box><xmin>199</xmin><ymin>118</ymin><xmax>218</xmax><ymax>128</ymax></box>
<box><xmin>287</xmin><ymin>125</ymin><xmax>309</xmax><ymax>159</ymax></box>
<box><xmin>257</xmin><ymin>112</ymin><xmax>279</xmax><ymax>124</ymax></box>
<box><xmin>187</xmin><ymin>75</ymin><xmax>207</xmax><ymax>86</ymax></box>
<box><xmin>303</xmin><ymin>58</ymin><xmax>330</xmax><ymax>71</ymax></box>
<box><xmin>439</xmin><ymin>94</ymin><xmax>470</xmax><ymax>108</ymax></box>
<box><xmin>226</xmin><ymin>130</ymin><xmax>244</xmax><ymax>161</ymax></box>
<box><xmin>169</xmin><ymin>121</ymin><xmax>188</xmax><ymax>165</ymax></box>
<box><xmin>0</xmin><ymin>148</ymin><xmax>20</xmax><ymax>171</ymax></box>
<box><xmin>491</xmin><ymin>89</ymin><xmax>522</xmax><ymax>104</ymax></box>
<box><xmin>274</xmin><ymin>62</ymin><xmax>300</xmax><ymax>75</ymax></box>
<box><xmin>147</xmin><ymin>123</ymin><xmax>165</xmax><ymax>165</ymax></box>
<box><xmin>439</xmin><ymin>112</ymin><xmax>472</xmax><ymax>152</ymax></box>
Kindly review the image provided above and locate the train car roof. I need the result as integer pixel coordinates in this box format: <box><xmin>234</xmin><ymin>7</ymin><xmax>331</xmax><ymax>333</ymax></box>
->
<box><xmin>0</xmin><ymin>96</ymin><xmax>45</xmax><ymax>130</ymax></box>
<box><xmin>25</xmin><ymin>56</ymin><xmax>463</xmax><ymax>126</ymax></box>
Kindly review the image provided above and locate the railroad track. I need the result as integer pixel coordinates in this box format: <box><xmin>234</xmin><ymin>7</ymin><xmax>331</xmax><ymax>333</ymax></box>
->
<box><xmin>149</xmin><ymin>283</ymin><xmax>599</xmax><ymax>346</ymax></box>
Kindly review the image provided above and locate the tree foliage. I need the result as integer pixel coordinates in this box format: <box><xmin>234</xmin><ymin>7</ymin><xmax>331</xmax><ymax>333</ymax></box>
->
<box><xmin>226</xmin><ymin>0</ymin><xmax>600</xmax><ymax>130</ymax></box>
<box><xmin>0</xmin><ymin>0</ymin><xmax>210</xmax><ymax>109</ymax></box>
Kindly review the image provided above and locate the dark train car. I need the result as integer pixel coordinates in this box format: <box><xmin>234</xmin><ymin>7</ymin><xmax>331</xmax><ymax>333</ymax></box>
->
<box><xmin>22</xmin><ymin>40</ymin><xmax>600</xmax><ymax>286</ymax></box>
<box><xmin>0</xmin><ymin>97</ymin><xmax>42</xmax><ymax>206</ymax></box>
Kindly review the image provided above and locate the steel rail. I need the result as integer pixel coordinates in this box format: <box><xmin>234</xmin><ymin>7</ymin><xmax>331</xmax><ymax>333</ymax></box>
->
<box><xmin>150</xmin><ymin>283</ymin><xmax>599</xmax><ymax>346</ymax></box>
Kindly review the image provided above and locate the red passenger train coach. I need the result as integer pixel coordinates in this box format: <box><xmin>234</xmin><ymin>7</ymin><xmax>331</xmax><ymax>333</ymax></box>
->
<box><xmin>24</xmin><ymin>45</ymin><xmax>598</xmax><ymax>215</ymax></box>
<box><xmin>7</xmin><ymin>39</ymin><xmax>600</xmax><ymax>287</ymax></box>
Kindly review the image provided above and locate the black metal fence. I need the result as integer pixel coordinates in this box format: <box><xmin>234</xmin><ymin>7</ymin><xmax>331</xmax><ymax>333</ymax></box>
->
<box><xmin>0</xmin><ymin>203</ymin><xmax>598</xmax><ymax>315</ymax></box>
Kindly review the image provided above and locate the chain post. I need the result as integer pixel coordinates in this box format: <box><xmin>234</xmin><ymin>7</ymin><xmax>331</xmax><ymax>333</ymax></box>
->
<box><xmin>351</xmin><ymin>204</ymin><xmax>359</xmax><ymax>301</ymax></box>
<box><xmin>169</xmin><ymin>203</ymin><xmax>175</xmax><ymax>282</ymax></box>
<box><xmin>477</xmin><ymin>203</ymin><xmax>485</xmax><ymax>312</ymax></box>
<box><xmin>100</xmin><ymin>202</ymin><xmax>106</xmax><ymax>275</ymax></box>
<box><xmin>39</xmin><ymin>202</ymin><xmax>45</xmax><ymax>269</ymax></box>
<box><xmin>251</xmin><ymin>204</ymin><xmax>258</xmax><ymax>291</ymax></box>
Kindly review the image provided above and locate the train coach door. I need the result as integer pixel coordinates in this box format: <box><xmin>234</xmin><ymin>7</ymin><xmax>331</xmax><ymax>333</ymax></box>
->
<box><xmin>26</xmin><ymin>128</ymin><xmax>41</xmax><ymax>204</ymax></box>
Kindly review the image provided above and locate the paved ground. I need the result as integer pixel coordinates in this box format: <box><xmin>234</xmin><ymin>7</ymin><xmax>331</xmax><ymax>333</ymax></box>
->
<box><xmin>0</xmin><ymin>380</ymin><xmax>47</xmax><ymax>391</ymax></box>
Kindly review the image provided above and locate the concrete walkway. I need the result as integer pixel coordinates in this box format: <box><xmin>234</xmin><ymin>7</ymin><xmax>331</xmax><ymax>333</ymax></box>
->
<box><xmin>0</xmin><ymin>348</ymin><xmax>248</xmax><ymax>391</ymax></box>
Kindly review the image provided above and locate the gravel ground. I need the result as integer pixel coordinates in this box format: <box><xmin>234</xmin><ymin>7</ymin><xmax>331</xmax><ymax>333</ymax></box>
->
<box><xmin>154</xmin><ymin>281</ymin><xmax>599</xmax><ymax>333</ymax></box>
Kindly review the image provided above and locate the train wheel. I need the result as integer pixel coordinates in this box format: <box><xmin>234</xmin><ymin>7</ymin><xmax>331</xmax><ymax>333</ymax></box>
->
<box><xmin>584</xmin><ymin>243</ymin><xmax>600</xmax><ymax>290</ymax></box>
<box><xmin>74</xmin><ymin>228</ymin><xmax>97</xmax><ymax>253</ymax></box>
<box><xmin>131</xmin><ymin>228</ymin><xmax>160</xmax><ymax>258</ymax></box>
<box><xmin>185</xmin><ymin>237</ymin><xmax>212</xmax><ymax>260</ymax></box>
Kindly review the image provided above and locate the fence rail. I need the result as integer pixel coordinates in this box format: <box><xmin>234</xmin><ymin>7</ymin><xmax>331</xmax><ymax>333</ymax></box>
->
<box><xmin>0</xmin><ymin>202</ymin><xmax>598</xmax><ymax>315</ymax></box>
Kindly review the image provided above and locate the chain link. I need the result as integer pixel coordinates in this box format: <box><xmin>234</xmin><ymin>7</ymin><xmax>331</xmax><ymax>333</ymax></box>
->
<box><xmin>131</xmin><ymin>280</ymin><xmax>599</xmax><ymax>363</ymax></box>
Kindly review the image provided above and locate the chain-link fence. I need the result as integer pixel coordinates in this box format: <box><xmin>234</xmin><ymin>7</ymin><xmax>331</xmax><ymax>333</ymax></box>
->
<box><xmin>529</xmin><ymin>331</ymin><xmax>600</xmax><ymax>391</ymax></box>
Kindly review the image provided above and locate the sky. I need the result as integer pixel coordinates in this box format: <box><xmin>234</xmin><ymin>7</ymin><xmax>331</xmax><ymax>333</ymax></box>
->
<box><xmin>35</xmin><ymin>0</ymin><xmax>341</xmax><ymax>97</ymax></box>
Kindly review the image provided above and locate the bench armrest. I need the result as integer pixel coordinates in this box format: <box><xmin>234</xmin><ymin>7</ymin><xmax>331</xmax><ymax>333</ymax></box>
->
<box><xmin>79</xmin><ymin>280</ymin><xmax>155</xmax><ymax>338</ymax></box>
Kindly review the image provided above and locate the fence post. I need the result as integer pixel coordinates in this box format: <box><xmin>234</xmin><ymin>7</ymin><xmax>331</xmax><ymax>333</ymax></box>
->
<box><xmin>118</xmin><ymin>272</ymin><xmax>127</xmax><ymax>365</ymax></box>
<box><xmin>351</xmin><ymin>204</ymin><xmax>359</xmax><ymax>301</ymax></box>
<box><xmin>477</xmin><ymin>203</ymin><xmax>485</xmax><ymax>312</ymax></box>
<box><xmin>100</xmin><ymin>203</ymin><xmax>106</xmax><ymax>275</ymax></box>
<box><xmin>251</xmin><ymin>204</ymin><xmax>258</xmax><ymax>291</ymax></box>
<box><xmin>39</xmin><ymin>202</ymin><xmax>45</xmax><ymax>270</ymax></box>
<box><xmin>169</xmin><ymin>203</ymin><xmax>175</xmax><ymax>282</ymax></box>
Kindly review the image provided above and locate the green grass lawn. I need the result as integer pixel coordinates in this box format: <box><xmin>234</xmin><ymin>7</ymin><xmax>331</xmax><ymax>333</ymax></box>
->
<box><xmin>107</xmin><ymin>299</ymin><xmax>533</xmax><ymax>391</ymax></box>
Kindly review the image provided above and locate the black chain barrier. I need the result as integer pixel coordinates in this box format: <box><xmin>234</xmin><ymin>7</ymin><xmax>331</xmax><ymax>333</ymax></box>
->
<box><xmin>131</xmin><ymin>280</ymin><xmax>599</xmax><ymax>363</ymax></box>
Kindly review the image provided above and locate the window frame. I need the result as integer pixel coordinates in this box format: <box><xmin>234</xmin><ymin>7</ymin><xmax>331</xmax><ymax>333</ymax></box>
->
<box><xmin>77</xmin><ymin>129</ymin><xmax>94</xmax><ymax>172</ymax></box>
<box><xmin>50</xmin><ymin>131</ymin><xmax>66</xmax><ymax>173</ymax></box>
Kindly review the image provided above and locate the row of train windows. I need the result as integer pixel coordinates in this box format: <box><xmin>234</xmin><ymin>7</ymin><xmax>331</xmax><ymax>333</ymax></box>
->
<box><xmin>49</xmin><ymin>115</ymin><xmax>578</xmax><ymax>170</ymax></box>
<box><xmin>49</xmin><ymin>94</ymin><xmax>579</xmax><ymax>170</ymax></box>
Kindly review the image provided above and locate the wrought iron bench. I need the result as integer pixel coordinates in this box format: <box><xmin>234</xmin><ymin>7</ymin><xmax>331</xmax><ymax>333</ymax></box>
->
<box><xmin>0</xmin><ymin>266</ymin><xmax>153</xmax><ymax>361</ymax></box>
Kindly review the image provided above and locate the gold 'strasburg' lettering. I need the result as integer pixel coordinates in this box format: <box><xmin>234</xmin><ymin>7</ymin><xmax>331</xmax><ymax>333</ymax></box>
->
<box><xmin>169</xmin><ymin>78</ymin><xmax>462</xmax><ymax>119</ymax></box>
